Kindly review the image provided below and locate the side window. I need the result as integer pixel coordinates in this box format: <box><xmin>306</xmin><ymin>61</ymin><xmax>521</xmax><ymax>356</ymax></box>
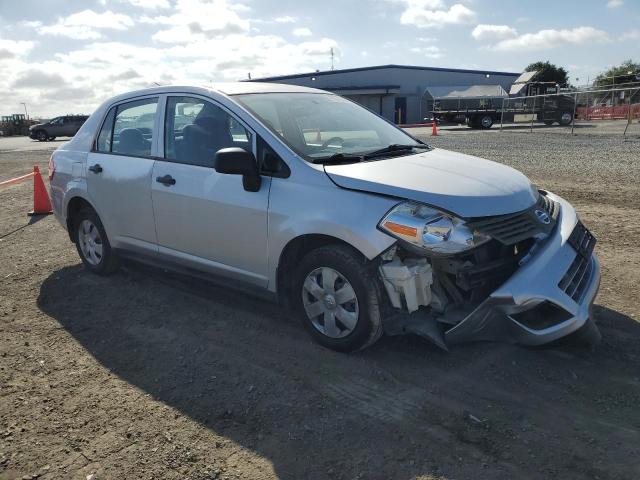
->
<box><xmin>96</xmin><ymin>107</ymin><xmax>116</xmax><ymax>152</ymax></box>
<box><xmin>112</xmin><ymin>98</ymin><xmax>158</xmax><ymax>157</ymax></box>
<box><xmin>165</xmin><ymin>96</ymin><xmax>252</xmax><ymax>167</ymax></box>
<box><xmin>257</xmin><ymin>136</ymin><xmax>289</xmax><ymax>178</ymax></box>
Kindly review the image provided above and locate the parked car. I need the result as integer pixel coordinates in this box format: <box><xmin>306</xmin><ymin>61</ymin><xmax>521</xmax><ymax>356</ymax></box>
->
<box><xmin>48</xmin><ymin>84</ymin><xmax>601</xmax><ymax>352</ymax></box>
<box><xmin>29</xmin><ymin>115</ymin><xmax>89</xmax><ymax>141</ymax></box>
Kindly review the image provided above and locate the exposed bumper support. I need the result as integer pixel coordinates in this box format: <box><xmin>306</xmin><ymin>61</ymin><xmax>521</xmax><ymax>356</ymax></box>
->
<box><xmin>445</xmin><ymin>192</ymin><xmax>601</xmax><ymax>346</ymax></box>
<box><xmin>382</xmin><ymin>192</ymin><xmax>602</xmax><ymax>349</ymax></box>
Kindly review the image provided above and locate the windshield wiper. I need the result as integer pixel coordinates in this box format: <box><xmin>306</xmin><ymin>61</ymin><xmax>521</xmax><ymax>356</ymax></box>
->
<box><xmin>363</xmin><ymin>143</ymin><xmax>430</xmax><ymax>160</ymax></box>
<box><xmin>310</xmin><ymin>153</ymin><xmax>364</xmax><ymax>165</ymax></box>
<box><xmin>311</xmin><ymin>143</ymin><xmax>429</xmax><ymax>164</ymax></box>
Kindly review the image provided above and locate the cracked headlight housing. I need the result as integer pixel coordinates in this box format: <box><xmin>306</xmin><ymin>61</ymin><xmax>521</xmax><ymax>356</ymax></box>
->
<box><xmin>378</xmin><ymin>201</ymin><xmax>491</xmax><ymax>255</ymax></box>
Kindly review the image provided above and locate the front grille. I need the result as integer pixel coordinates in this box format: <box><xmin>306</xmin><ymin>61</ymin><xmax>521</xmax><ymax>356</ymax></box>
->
<box><xmin>558</xmin><ymin>253</ymin><xmax>593</xmax><ymax>302</ymax></box>
<box><xmin>538</xmin><ymin>192</ymin><xmax>559</xmax><ymax>220</ymax></box>
<box><xmin>465</xmin><ymin>194</ymin><xmax>558</xmax><ymax>245</ymax></box>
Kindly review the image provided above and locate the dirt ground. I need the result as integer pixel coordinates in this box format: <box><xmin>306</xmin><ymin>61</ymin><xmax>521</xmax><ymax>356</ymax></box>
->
<box><xmin>1</xmin><ymin>132</ymin><xmax>639</xmax><ymax>480</ymax></box>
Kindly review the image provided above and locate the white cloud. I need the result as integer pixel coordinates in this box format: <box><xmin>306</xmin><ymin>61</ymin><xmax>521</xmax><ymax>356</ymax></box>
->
<box><xmin>274</xmin><ymin>15</ymin><xmax>296</xmax><ymax>23</ymax></box>
<box><xmin>292</xmin><ymin>27</ymin><xmax>312</xmax><ymax>37</ymax></box>
<box><xmin>123</xmin><ymin>0</ymin><xmax>171</xmax><ymax>8</ymax></box>
<box><xmin>409</xmin><ymin>45</ymin><xmax>443</xmax><ymax>58</ymax></box>
<box><xmin>38</xmin><ymin>9</ymin><xmax>134</xmax><ymax>39</ymax></box>
<box><xmin>1</xmin><ymin>1</ymin><xmax>340</xmax><ymax>117</ymax></box>
<box><xmin>620</xmin><ymin>29</ymin><xmax>640</xmax><ymax>40</ymax></box>
<box><xmin>607</xmin><ymin>0</ymin><xmax>623</xmax><ymax>7</ymax></box>
<box><xmin>10</xmin><ymin>69</ymin><xmax>67</xmax><ymax>89</ymax></box>
<box><xmin>489</xmin><ymin>27</ymin><xmax>610</xmax><ymax>51</ymax></box>
<box><xmin>471</xmin><ymin>24</ymin><xmax>517</xmax><ymax>41</ymax></box>
<box><xmin>396</xmin><ymin>1</ymin><xmax>475</xmax><ymax>28</ymax></box>
<box><xmin>148</xmin><ymin>0</ymin><xmax>250</xmax><ymax>42</ymax></box>
<box><xmin>0</xmin><ymin>38</ymin><xmax>35</xmax><ymax>60</ymax></box>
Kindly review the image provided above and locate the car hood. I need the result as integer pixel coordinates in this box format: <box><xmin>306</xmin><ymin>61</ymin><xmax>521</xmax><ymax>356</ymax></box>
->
<box><xmin>324</xmin><ymin>148</ymin><xmax>538</xmax><ymax>218</ymax></box>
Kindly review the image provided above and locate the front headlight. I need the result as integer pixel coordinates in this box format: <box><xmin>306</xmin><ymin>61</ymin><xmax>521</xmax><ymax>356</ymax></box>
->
<box><xmin>378</xmin><ymin>201</ymin><xmax>491</xmax><ymax>255</ymax></box>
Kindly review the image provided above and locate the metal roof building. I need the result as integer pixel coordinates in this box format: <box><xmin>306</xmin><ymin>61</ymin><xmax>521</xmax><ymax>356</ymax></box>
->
<box><xmin>250</xmin><ymin>64</ymin><xmax>520</xmax><ymax>124</ymax></box>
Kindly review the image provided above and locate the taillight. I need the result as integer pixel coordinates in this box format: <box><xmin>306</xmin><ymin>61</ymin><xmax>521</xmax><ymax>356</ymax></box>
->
<box><xmin>48</xmin><ymin>155</ymin><xmax>55</xmax><ymax>181</ymax></box>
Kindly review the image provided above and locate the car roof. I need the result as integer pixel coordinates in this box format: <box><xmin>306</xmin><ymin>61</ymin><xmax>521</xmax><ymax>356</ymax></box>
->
<box><xmin>104</xmin><ymin>82</ymin><xmax>329</xmax><ymax>105</ymax></box>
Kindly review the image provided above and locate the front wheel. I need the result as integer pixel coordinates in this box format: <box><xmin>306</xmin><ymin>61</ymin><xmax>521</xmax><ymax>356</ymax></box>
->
<box><xmin>293</xmin><ymin>245</ymin><xmax>383</xmax><ymax>352</ymax></box>
<box><xmin>36</xmin><ymin>130</ymin><xmax>48</xmax><ymax>142</ymax></box>
<box><xmin>74</xmin><ymin>207</ymin><xmax>119</xmax><ymax>275</ymax></box>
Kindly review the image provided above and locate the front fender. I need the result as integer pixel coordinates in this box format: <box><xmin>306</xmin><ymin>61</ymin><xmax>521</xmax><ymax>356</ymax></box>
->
<box><xmin>266</xmin><ymin>177</ymin><xmax>398</xmax><ymax>291</ymax></box>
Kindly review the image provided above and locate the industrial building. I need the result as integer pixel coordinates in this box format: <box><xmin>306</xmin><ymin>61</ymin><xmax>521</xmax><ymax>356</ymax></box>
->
<box><xmin>251</xmin><ymin>64</ymin><xmax>520</xmax><ymax>124</ymax></box>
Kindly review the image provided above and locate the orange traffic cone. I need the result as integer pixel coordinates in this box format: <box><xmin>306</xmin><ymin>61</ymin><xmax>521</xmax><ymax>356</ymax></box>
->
<box><xmin>431</xmin><ymin>121</ymin><xmax>438</xmax><ymax>136</ymax></box>
<box><xmin>28</xmin><ymin>166</ymin><xmax>53</xmax><ymax>216</ymax></box>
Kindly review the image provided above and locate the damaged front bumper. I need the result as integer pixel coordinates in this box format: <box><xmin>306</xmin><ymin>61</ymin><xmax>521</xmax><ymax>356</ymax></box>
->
<box><xmin>383</xmin><ymin>192</ymin><xmax>601</xmax><ymax>348</ymax></box>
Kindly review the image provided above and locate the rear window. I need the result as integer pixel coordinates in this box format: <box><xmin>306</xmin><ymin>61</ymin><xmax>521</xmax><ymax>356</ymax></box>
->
<box><xmin>95</xmin><ymin>98</ymin><xmax>158</xmax><ymax>157</ymax></box>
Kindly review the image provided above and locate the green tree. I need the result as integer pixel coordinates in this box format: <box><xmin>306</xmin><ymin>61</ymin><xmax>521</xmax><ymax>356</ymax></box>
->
<box><xmin>524</xmin><ymin>61</ymin><xmax>569</xmax><ymax>86</ymax></box>
<box><xmin>594</xmin><ymin>60</ymin><xmax>640</xmax><ymax>87</ymax></box>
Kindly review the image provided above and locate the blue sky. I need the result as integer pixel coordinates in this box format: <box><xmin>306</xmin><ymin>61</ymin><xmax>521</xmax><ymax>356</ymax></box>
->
<box><xmin>0</xmin><ymin>0</ymin><xmax>638</xmax><ymax>116</ymax></box>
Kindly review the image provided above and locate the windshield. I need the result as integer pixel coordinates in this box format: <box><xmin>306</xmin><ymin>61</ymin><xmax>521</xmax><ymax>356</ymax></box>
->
<box><xmin>234</xmin><ymin>93</ymin><xmax>425</xmax><ymax>161</ymax></box>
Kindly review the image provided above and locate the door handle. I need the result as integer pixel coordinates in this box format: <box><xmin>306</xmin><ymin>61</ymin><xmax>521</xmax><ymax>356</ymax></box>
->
<box><xmin>88</xmin><ymin>164</ymin><xmax>103</xmax><ymax>174</ymax></box>
<box><xmin>156</xmin><ymin>174</ymin><xmax>176</xmax><ymax>186</ymax></box>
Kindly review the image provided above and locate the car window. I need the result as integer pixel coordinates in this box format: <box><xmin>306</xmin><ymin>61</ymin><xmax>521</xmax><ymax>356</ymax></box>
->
<box><xmin>96</xmin><ymin>107</ymin><xmax>116</xmax><ymax>152</ymax></box>
<box><xmin>235</xmin><ymin>93</ymin><xmax>419</xmax><ymax>161</ymax></box>
<box><xmin>50</xmin><ymin>117</ymin><xmax>62</xmax><ymax>125</ymax></box>
<box><xmin>111</xmin><ymin>98</ymin><xmax>158</xmax><ymax>157</ymax></box>
<box><xmin>164</xmin><ymin>96</ymin><xmax>252</xmax><ymax>167</ymax></box>
<box><xmin>237</xmin><ymin>96</ymin><xmax>284</xmax><ymax>137</ymax></box>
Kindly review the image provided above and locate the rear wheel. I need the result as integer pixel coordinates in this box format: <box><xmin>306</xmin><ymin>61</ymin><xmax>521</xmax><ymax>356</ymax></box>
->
<box><xmin>558</xmin><ymin>111</ymin><xmax>573</xmax><ymax>126</ymax></box>
<box><xmin>293</xmin><ymin>245</ymin><xmax>383</xmax><ymax>352</ymax></box>
<box><xmin>466</xmin><ymin>117</ymin><xmax>480</xmax><ymax>129</ymax></box>
<box><xmin>479</xmin><ymin>114</ymin><xmax>494</xmax><ymax>129</ymax></box>
<box><xmin>73</xmin><ymin>207</ymin><xmax>119</xmax><ymax>275</ymax></box>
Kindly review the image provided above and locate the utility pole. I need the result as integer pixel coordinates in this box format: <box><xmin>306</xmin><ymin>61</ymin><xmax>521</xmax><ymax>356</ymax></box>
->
<box><xmin>330</xmin><ymin>47</ymin><xmax>334</xmax><ymax>70</ymax></box>
<box><xmin>20</xmin><ymin>102</ymin><xmax>28</xmax><ymax>119</ymax></box>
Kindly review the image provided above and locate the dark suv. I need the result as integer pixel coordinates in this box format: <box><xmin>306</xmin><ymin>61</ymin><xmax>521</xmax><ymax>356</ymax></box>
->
<box><xmin>29</xmin><ymin>115</ymin><xmax>89</xmax><ymax>141</ymax></box>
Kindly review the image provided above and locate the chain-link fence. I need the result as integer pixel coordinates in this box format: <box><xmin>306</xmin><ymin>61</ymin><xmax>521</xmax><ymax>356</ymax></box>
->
<box><xmin>498</xmin><ymin>87</ymin><xmax>640</xmax><ymax>137</ymax></box>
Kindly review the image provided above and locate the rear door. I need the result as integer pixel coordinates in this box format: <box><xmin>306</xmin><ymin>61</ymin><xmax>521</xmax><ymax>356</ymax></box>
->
<box><xmin>85</xmin><ymin>96</ymin><xmax>159</xmax><ymax>255</ymax></box>
<box><xmin>151</xmin><ymin>95</ymin><xmax>271</xmax><ymax>287</ymax></box>
<box><xmin>69</xmin><ymin>116</ymin><xmax>85</xmax><ymax>136</ymax></box>
<box><xmin>61</xmin><ymin>117</ymin><xmax>75</xmax><ymax>136</ymax></box>
<box><xmin>47</xmin><ymin>117</ymin><xmax>64</xmax><ymax>136</ymax></box>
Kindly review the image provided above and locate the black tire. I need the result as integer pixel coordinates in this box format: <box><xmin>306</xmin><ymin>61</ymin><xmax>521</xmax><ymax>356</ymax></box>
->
<box><xmin>558</xmin><ymin>111</ymin><xmax>573</xmax><ymax>126</ymax></box>
<box><xmin>292</xmin><ymin>245</ymin><xmax>383</xmax><ymax>352</ymax></box>
<box><xmin>73</xmin><ymin>207</ymin><xmax>119</xmax><ymax>275</ymax></box>
<box><xmin>479</xmin><ymin>114</ymin><xmax>494</xmax><ymax>129</ymax></box>
<box><xmin>36</xmin><ymin>130</ymin><xmax>48</xmax><ymax>142</ymax></box>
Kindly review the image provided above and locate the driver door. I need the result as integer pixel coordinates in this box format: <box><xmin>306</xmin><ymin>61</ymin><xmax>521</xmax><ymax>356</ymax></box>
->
<box><xmin>151</xmin><ymin>95</ymin><xmax>271</xmax><ymax>287</ymax></box>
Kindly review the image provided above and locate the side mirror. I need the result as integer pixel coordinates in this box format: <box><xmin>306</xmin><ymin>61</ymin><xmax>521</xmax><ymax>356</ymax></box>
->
<box><xmin>214</xmin><ymin>147</ymin><xmax>261</xmax><ymax>192</ymax></box>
